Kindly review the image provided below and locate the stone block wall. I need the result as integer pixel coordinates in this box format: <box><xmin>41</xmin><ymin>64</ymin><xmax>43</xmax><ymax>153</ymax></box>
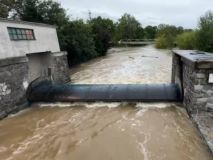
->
<box><xmin>172</xmin><ymin>52</ymin><xmax>213</xmax><ymax>114</ymax></box>
<box><xmin>0</xmin><ymin>52</ymin><xmax>70</xmax><ymax>119</ymax></box>
<box><xmin>189</xmin><ymin>67</ymin><xmax>213</xmax><ymax>113</ymax></box>
<box><xmin>51</xmin><ymin>52</ymin><xmax>70</xmax><ymax>84</ymax></box>
<box><xmin>0</xmin><ymin>57</ymin><xmax>28</xmax><ymax>119</ymax></box>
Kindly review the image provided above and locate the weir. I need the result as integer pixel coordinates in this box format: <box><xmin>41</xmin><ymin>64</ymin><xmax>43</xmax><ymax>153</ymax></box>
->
<box><xmin>27</xmin><ymin>83</ymin><xmax>182</xmax><ymax>102</ymax></box>
<box><xmin>24</xmin><ymin>48</ymin><xmax>213</xmax><ymax>155</ymax></box>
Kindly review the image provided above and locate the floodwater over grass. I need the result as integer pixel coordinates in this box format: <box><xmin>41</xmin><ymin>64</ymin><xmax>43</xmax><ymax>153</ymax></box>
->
<box><xmin>0</xmin><ymin>45</ymin><xmax>212</xmax><ymax>160</ymax></box>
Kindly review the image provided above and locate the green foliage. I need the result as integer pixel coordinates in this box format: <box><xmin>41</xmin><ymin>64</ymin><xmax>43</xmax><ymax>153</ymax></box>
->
<box><xmin>14</xmin><ymin>0</ymin><xmax>69</xmax><ymax>26</ymax></box>
<box><xmin>156</xmin><ymin>11</ymin><xmax>213</xmax><ymax>51</ymax></box>
<box><xmin>144</xmin><ymin>26</ymin><xmax>157</xmax><ymax>39</ymax></box>
<box><xmin>115</xmin><ymin>13</ymin><xmax>144</xmax><ymax>41</ymax></box>
<box><xmin>0</xmin><ymin>0</ymin><xmax>15</xmax><ymax>18</ymax></box>
<box><xmin>196</xmin><ymin>11</ymin><xmax>213</xmax><ymax>52</ymax></box>
<box><xmin>176</xmin><ymin>31</ymin><xmax>197</xmax><ymax>50</ymax></box>
<box><xmin>59</xmin><ymin>20</ymin><xmax>97</xmax><ymax>65</ymax></box>
<box><xmin>155</xmin><ymin>24</ymin><xmax>183</xmax><ymax>49</ymax></box>
<box><xmin>89</xmin><ymin>17</ymin><xmax>115</xmax><ymax>56</ymax></box>
<box><xmin>155</xmin><ymin>35</ymin><xmax>171</xmax><ymax>49</ymax></box>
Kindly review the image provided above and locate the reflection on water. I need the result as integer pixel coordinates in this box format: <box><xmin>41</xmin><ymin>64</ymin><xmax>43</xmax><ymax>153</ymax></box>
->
<box><xmin>0</xmin><ymin>45</ymin><xmax>212</xmax><ymax>160</ymax></box>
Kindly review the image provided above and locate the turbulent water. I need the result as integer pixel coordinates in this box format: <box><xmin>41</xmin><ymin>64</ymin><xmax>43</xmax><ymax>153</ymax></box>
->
<box><xmin>0</xmin><ymin>45</ymin><xmax>212</xmax><ymax>160</ymax></box>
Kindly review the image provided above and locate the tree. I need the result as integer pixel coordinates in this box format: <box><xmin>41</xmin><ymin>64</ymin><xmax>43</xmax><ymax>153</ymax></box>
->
<box><xmin>155</xmin><ymin>24</ymin><xmax>183</xmax><ymax>49</ymax></box>
<box><xmin>58</xmin><ymin>20</ymin><xmax>97</xmax><ymax>66</ymax></box>
<box><xmin>196</xmin><ymin>11</ymin><xmax>213</xmax><ymax>52</ymax></box>
<box><xmin>115</xmin><ymin>13</ymin><xmax>143</xmax><ymax>41</ymax></box>
<box><xmin>144</xmin><ymin>25</ymin><xmax>157</xmax><ymax>39</ymax></box>
<box><xmin>89</xmin><ymin>16</ymin><xmax>115</xmax><ymax>55</ymax></box>
<box><xmin>13</xmin><ymin>0</ymin><xmax>68</xmax><ymax>26</ymax></box>
<box><xmin>0</xmin><ymin>0</ymin><xmax>15</xmax><ymax>18</ymax></box>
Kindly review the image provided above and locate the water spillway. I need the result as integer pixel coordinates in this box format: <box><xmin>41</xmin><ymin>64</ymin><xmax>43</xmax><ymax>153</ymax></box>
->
<box><xmin>28</xmin><ymin>83</ymin><xmax>182</xmax><ymax>102</ymax></box>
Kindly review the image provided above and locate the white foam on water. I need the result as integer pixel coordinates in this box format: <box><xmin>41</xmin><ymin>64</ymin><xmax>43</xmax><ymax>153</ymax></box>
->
<box><xmin>8</xmin><ymin>108</ymin><xmax>32</xmax><ymax>118</ymax></box>
<box><xmin>136</xmin><ymin>108</ymin><xmax>148</xmax><ymax>117</ymax></box>
<box><xmin>137</xmin><ymin>133</ymin><xmax>151</xmax><ymax>160</ymax></box>
<box><xmin>37</xmin><ymin>102</ymin><xmax>127</xmax><ymax>108</ymax></box>
<box><xmin>135</xmin><ymin>103</ymin><xmax>173</xmax><ymax>109</ymax></box>
<box><xmin>35</xmin><ymin>102</ymin><xmax>176</xmax><ymax>110</ymax></box>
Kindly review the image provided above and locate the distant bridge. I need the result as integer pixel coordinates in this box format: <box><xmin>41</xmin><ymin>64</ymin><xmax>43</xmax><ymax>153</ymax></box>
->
<box><xmin>118</xmin><ymin>39</ymin><xmax>155</xmax><ymax>46</ymax></box>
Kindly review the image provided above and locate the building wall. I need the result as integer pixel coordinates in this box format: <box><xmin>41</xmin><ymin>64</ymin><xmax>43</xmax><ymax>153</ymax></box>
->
<box><xmin>51</xmin><ymin>52</ymin><xmax>70</xmax><ymax>84</ymax></box>
<box><xmin>0</xmin><ymin>19</ymin><xmax>71</xmax><ymax>119</ymax></box>
<box><xmin>0</xmin><ymin>20</ymin><xmax>60</xmax><ymax>59</ymax></box>
<box><xmin>0</xmin><ymin>52</ymin><xmax>70</xmax><ymax>119</ymax></box>
<box><xmin>27</xmin><ymin>52</ymin><xmax>52</xmax><ymax>82</ymax></box>
<box><xmin>0</xmin><ymin>57</ymin><xmax>28</xmax><ymax>119</ymax></box>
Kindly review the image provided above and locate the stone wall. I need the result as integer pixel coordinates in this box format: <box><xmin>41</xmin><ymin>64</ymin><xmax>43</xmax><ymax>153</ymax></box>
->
<box><xmin>172</xmin><ymin>51</ymin><xmax>213</xmax><ymax>154</ymax></box>
<box><xmin>188</xmin><ymin>67</ymin><xmax>213</xmax><ymax>113</ymax></box>
<box><xmin>0</xmin><ymin>52</ymin><xmax>70</xmax><ymax>119</ymax></box>
<box><xmin>0</xmin><ymin>57</ymin><xmax>28</xmax><ymax>119</ymax></box>
<box><xmin>51</xmin><ymin>52</ymin><xmax>70</xmax><ymax>84</ymax></box>
<box><xmin>172</xmin><ymin>51</ymin><xmax>213</xmax><ymax>114</ymax></box>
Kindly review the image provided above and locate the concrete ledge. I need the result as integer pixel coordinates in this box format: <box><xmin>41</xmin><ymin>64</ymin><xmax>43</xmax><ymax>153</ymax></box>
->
<box><xmin>172</xmin><ymin>50</ymin><xmax>213</xmax><ymax>69</ymax></box>
<box><xmin>0</xmin><ymin>56</ymin><xmax>28</xmax><ymax>67</ymax></box>
<box><xmin>52</xmin><ymin>51</ymin><xmax>68</xmax><ymax>57</ymax></box>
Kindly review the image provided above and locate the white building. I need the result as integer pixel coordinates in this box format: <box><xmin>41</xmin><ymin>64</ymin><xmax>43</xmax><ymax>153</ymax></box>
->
<box><xmin>0</xmin><ymin>18</ymin><xmax>61</xmax><ymax>59</ymax></box>
<box><xmin>0</xmin><ymin>18</ymin><xmax>70</xmax><ymax>119</ymax></box>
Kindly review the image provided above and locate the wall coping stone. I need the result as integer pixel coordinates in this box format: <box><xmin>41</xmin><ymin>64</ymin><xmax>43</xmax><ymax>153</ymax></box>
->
<box><xmin>52</xmin><ymin>51</ymin><xmax>67</xmax><ymax>57</ymax></box>
<box><xmin>0</xmin><ymin>56</ymin><xmax>28</xmax><ymax>67</ymax></box>
<box><xmin>172</xmin><ymin>50</ymin><xmax>213</xmax><ymax>69</ymax></box>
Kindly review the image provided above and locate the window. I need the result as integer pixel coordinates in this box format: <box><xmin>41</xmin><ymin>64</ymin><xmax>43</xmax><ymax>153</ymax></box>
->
<box><xmin>7</xmin><ymin>27</ymin><xmax>36</xmax><ymax>40</ymax></box>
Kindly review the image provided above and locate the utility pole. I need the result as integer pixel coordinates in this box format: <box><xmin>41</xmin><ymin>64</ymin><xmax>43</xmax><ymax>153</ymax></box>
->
<box><xmin>88</xmin><ymin>10</ymin><xmax>92</xmax><ymax>21</ymax></box>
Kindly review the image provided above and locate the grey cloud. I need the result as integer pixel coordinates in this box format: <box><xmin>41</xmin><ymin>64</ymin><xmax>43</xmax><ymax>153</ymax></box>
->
<box><xmin>59</xmin><ymin>0</ymin><xmax>213</xmax><ymax>28</ymax></box>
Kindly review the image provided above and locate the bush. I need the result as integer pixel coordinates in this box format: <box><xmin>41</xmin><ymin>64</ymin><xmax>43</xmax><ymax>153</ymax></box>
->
<box><xmin>176</xmin><ymin>31</ymin><xmax>197</xmax><ymax>50</ymax></box>
<box><xmin>155</xmin><ymin>35</ymin><xmax>174</xmax><ymax>49</ymax></box>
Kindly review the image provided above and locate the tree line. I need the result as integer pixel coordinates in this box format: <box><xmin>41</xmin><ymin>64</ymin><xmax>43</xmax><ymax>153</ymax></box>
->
<box><xmin>0</xmin><ymin>0</ymin><xmax>158</xmax><ymax>66</ymax></box>
<box><xmin>155</xmin><ymin>11</ymin><xmax>213</xmax><ymax>53</ymax></box>
<box><xmin>1</xmin><ymin>0</ymin><xmax>213</xmax><ymax>66</ymax></box>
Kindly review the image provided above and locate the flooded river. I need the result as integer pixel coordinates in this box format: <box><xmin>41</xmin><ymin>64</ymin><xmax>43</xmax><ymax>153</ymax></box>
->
<box><xmin>0</xmin><ymin>45</ymin><xmax>212</xmax><ymax>160</ymax></box>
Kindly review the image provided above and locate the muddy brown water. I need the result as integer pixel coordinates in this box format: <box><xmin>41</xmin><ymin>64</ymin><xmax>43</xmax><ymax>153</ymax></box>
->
<box><xmin>0</xmin><ymin>45</ymin><xmax>212</xmax><ymax>160</ymax></box>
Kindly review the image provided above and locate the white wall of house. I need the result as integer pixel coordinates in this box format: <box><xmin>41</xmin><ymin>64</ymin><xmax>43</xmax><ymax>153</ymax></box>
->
<box><xmin>0</xmin><ymin>19</ymin><xmax>61</xmax><ymax>59</ymax></box>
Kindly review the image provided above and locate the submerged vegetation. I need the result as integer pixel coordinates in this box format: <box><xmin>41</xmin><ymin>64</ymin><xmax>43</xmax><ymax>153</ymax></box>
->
<box><xmin>1</xmin><ymin>0</ymin><xmax>213</xmax><ymax>65</ymax></box>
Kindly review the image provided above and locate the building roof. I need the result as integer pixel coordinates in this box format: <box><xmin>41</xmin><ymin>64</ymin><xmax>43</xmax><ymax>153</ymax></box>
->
<box><xmin>0</xmin><ymin>17</ymin><xmax>57</xmax><ymax>28</ymax></box>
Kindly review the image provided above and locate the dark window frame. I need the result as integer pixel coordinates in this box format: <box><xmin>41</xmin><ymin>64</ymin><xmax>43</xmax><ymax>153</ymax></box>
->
<box><xmin>7</xmin><ymin>27</ymin><xmax>36</xmax><ymax>41</ymax></box>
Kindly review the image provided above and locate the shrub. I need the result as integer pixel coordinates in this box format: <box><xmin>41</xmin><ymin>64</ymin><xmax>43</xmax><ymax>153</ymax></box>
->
<box><xmin>155</xmin><ymin>35</ymin><xmax>174</xmax><ymax>49</ymax></box>
<box><xmin>176</xmin><ymin>31</ymin><xmax>197</xmax><ymax>50</ymax></box>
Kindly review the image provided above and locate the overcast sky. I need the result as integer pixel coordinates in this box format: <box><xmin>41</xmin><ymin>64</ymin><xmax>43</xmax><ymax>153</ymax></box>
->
<box><xmin>59</xmin><ymin>0</ymin><xmax>213</xmax><ymax>29</ymax></box>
